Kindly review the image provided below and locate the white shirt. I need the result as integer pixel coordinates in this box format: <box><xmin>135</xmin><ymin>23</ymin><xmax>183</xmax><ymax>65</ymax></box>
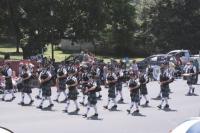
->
<box><xmin>7</xmin><ymin>68</ymin><xmax>12</xmax><ymax>77</ymax></box>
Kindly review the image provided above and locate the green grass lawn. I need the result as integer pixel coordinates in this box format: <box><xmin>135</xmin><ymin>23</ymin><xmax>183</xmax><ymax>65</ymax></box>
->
<box><xmin>0</xmin><ymin>42</ymin><xmax>144</xmax><ymax>62</ymax></box>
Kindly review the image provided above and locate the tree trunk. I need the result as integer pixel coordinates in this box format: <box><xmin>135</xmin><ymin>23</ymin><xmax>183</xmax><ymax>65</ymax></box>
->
<box><xmin>7</xmin><ymin>0</ymin><xmax>20</xmax><ymax>53</ymax></box>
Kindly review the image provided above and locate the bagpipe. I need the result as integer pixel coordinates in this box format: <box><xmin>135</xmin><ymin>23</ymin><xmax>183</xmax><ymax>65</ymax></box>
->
<box><xmin>21</xmin><ymin>72</ymin><xmax>29</xmax><ymax>79</ymax></box>
<box><xmin>40</xmin><ymin>71</ymin><xmax>51</xmax><ymax>84</ymax></box>
<box><xmin>106</xmin><ymin>75</ymin><xmax>116</xmax><ymax>86</ymax></box>
<box><xmin>160</xmin><ymin>75</ymin><xmax>170</xmax><ymax>85</ymax></box>
<box><xmin>66</xmin><ymin>78</ymin><xmax>76</xmax><ymax>86</ymax></box>
<box><xmin>129</xmin><ymin>80</ymin><xmax>138</xmax><ymax>88</ymax></box>
<box><xmin>0</xmin><ymin>67</ymin><xmax>8</xmax><ymax>77</ymax></box>
<box><xmin>57</xmin><ymin>68</ymin><xmax>65</xmax><ymax>79</ymax></box>
<box><xmin>139</xmin><ymin>75</ymin><xmax>149</xmax><ymax>84</ymax></box>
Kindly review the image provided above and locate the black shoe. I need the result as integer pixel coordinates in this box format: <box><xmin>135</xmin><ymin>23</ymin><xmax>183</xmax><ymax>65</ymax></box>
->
<box><xmin>134</xmin><ymin>109</ymin><xmax>139</xmax><ymax>113</ymax></box>
<box><xmin>119</xmin><ymin>98</ymin><xmax>124</xmax><ymax>102</ymax></box>
<box><xmin>75</xmin><ymin>108</ymin><xmax>80</xmax><ymax>112</ymax></box>
<box><xmin>111</xmin><ymin>105</ymin><xmax>117</xmax><ymax>110</ymax></box>
<box><xmin>192</xmin><ymin>88</ymin><xmax>195</xmax><ymax>94</ymax></box>
<box><xmin>82</xmin><ymin>114</ymin><xmax>87</xmax><ymax>118</ymax></box>
<box><xmin>35</xmin><ymin>95</ymin><xmax>41</xmax><ymax>99</ymax></box>
<box><xmin>127</xmin><ymin>109</ymin><xmax>131</xmax><ymax>114</ymax></box>
<box><xmin>29</xmin><ymin>100</ymin><xmax>34</xmax><ymax>105</ymax></box>
<box><xmin>1</xmin><ymin>98</ymin><xmax>5</xmax><ymax>101</ymax></box>
<box><xmin>145</xmin><ymin>101</ymin><xmax>149</xmax><ymax>106</ymax></box>
<box><xmin>156</xmin><ymin>95</ymin><xmax>161</xmax><ymax>99</ymax></box>
<box><xmin>164</xmin><ymin>104</ymin><xmax>169</xmax><ymax>109</ymax></box>
<box><xmin>19</xmin><ymin>102</ymin><xmax>25</xmax><ymax>106</ymax></box>
<box><xmin>53</xmin><ymin>99</ymin><xmax>59</xmax><ymax>103</ymax></box>
<box><xmin>80</xmin><ymin>102</ymin><xmax>84</xmax><ymax>106</ymax></box>
<box><xmin>63</xmin><ymin>98</ymin><xmax>68</xmax><ymax>102</ymax></box>
<box><xmin>37</xmin><ymin>105</ymin><xmax>43</xmax><ymax>109</ymax></box>
<box><xmin>103</xmin><ymin>106</ymin><xmax>108</xmax><ymax>109</ymax></box>
<box><xmin>92</xmin><ymin>113</ymin><xmax>98</xmax><ymax>117</ymax></box>
<box><xmin>63</xmin><ymin>109</ymin><xmax>68</xmax><ymax>113</ymax></box>
<box><xmin>11</xmin><ymin>96</ymin><xmax>16</xmax><ymax>101</ymax></box>
<box><xmin>157</xmin><ymin>105</ymin><xmax>162</xmax><ymax>109</ymax></box>
<box><xmin>48</xmin><ymin>104</ymin><xmax>54</xmax><ymax>108</ymax></box>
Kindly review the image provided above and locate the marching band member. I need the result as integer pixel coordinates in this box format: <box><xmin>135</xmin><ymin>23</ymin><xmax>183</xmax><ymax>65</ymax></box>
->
<box><xmin>1</xmin><ymin>63</ymin><xmax>16</xmax><ymax>101</ymax></box>
<box><xmin>54</xmin><ymin>64</ymin><xmax>68</xmax><ymax>102</ymax></box>
<box><xmin>139</xmin><ymin>72</ymin><xmax>149</xmax><ymax>106</ymax></box>
<box><xmin>127</xmin><ymin>73</ymin><xmax>140</xmax><ymax>114</ymax></box>
<box><xmin>157</xmin><ymin>63</ymin><xmax>172</xmax><ymax>109</ymax></box>
<box><xmin>37</xmin><ymin>65</ymin><xmax>54</xmax><ymax>109</ymax></box>
<box><xmin>19</xmin><ymin>64</ymin><xmax>34</xmax><ymax>105</ymax></box>
<box><xmin>103</xmin><ymin>66</ymin><xmax>118</xmax><ymax>110</ymax></box>
<box><xmin>183</xmin><ymin>61</ymin><xmax>197</xmax><ymax>95</ymax></box>
<box><xmin>82</xmin><ymin>75</ymin><xmax>98</xmax><ymax>118</ymax></box>
<box><xmin>64</xmin><ymin>68</ymin><xmax>80</xmax><ymax>113</ymax></box>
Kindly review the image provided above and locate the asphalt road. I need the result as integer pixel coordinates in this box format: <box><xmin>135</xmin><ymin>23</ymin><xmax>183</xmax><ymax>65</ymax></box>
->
<box><xmin>0</xmin><ymin>77</ymin><xmax>200</xmax><ymax>133</ymax></box>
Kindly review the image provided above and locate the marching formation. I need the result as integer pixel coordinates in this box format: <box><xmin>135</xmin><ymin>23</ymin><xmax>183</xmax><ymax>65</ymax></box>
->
<box><xmin>0</xmin><ymin>51</ymin><xmax>199</xmax><ymax>119</ymax></box>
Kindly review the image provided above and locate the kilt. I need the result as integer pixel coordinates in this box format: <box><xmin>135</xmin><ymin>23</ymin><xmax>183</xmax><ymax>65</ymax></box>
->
<box><xmin>140</xmin><ymin>84</ymin><xmax>148</xmax><ymax>95</ymax></box>
<box><xmin>58</xmin><ymin>78</ymin><xmax>66</xmax><ymax>91</ymax></box>
<box><xmin>187</xmin><ymin>76</ymin><xmax>196</xmax><ymax>85</ymax></box>
<box><xmin>108</xmin><ymin>85</ymin><xmax>116</xmax><ymax>98</ymax></box>
<box><xmin>22</xmin><ymin>80</ymin><xmax>32</xmax><ymax>94</ymax></box>
<box><xmin>41</xmin><ymin>83</ymin><xmax>51</xmax><ymax>97</ymax></box>
<box><xmin>161</xmin><ymin>85</ymin><xmax>169</xmax><ymax>98</ymax></box>
<box><xmin>5</xmin><ymin>78</ymin><xmax>13</xmax><ymax>90</ymax></box>
<box><xmin>130</xmin><ymin>93</ymin><xmax>140</xmax><ymax>102</ymax></box>
<box><xmin>81</xmin><ymin>84</ymin><xmax>88</xmax><ymax>95</ymax></box>
<box><xmin>96</xmin><ymin>79</ymin><xmax>102</xmax><ymax>92</ymax></box>
<box><xmin>68</xmin><ymin>87</ymin><xmax>78</xmax><ymax>100</ymax></box>
<box><xmin>88</xmin><ymin>93</ymin><xmax>97</xmax><ymax>105</ymax></box>
<box><xmin>116</xmin><ymin>82</ymin><xmax>122</xmax><ymax>91</ymax></box>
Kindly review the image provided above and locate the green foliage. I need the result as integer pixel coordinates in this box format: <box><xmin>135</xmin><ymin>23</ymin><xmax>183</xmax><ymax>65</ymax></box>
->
<box><xmin>0</xmin><ymin>0</ymin><xmax>200</xmax><ymax>58</ymax></box>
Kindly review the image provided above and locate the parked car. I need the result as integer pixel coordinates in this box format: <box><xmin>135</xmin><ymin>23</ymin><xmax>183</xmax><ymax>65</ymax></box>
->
<box><xmin>191</xmin><ymin>55</ymin><xmax>200</xmax><ymax>72</ymax></box>
<box><xmin>0</xmin><ymin>126</ymin><xmax>13</xmax><ymax>133</ymax></box>
<box><xmin>137</xmin><ymin>54</ymin><xmax>177</xmax><ymax>80</ymax></box>
<box><xmin>170</xmin><ymin>117</ymin><xmax>200</xmax><ymax>133</ymax></box>
<box><xmin>167</xmin><ymin>50</ymin><xmax>191</xmax><ymax>65</ymax></box>
<box><xmin>137</xmin><ymin>54</ymin><xmax>176</xmax><ymax>71</ymax></box>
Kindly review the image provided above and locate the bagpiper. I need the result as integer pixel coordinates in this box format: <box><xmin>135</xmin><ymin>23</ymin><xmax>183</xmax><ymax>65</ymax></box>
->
<box><xmin>115</xmin><ymin>66</ymin><xmax>124</xmax><ymax>103</ymax></box>
<box><xmin>127</xmin><ymin>73</ymin><xmax>140</xmax><ymax>114</ymax></box>
<box><xmin>82</xmin><ymin>75</ymin><xmax>98</xmax><ymax>118</ymax></box>
<box><xmin>64</xmin><ymin>67</ymin><xmax>80</xmax><ymax>113</ymax></box>
<box><xmin>1</xmin><ymin>63</ymin><xmax>16</xmax><ymax>101</ymax></box>
<box><xmin>183</xmin><ymin>61</ymin><xmax>197</xmax><ymax>95</ymax></box>
<box><xmin>19</xmin><ymin>64</ymin><xmax>34</xmax><ymax>105</ymax></box>
<box><xmin>79</xmin><ymin>65</ymin><xmax>90</xmax><ymax>106</ymax></box>
<box><xmin>103</xmin><ymin>66</ymin><xmax>118</xmax><ymax>110</ymax></box>
<box><xmin>139</xmin><ymin>72</ymin><xmax>149</xmax><ymax>106</ymax></box>
<box><xmin>37</xmin><ymin>65</ymin><xmax>54</xmax><ymax>109</ymax></box>
<box><xmin>157</xmin><ymin>63</ymin><xmax>172</xmax><ymax>109</ymax></box>
<box><xmin>54</xmin><ymin>64</ymin><xmax>68</xmax><ymax>102</ymax></box>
